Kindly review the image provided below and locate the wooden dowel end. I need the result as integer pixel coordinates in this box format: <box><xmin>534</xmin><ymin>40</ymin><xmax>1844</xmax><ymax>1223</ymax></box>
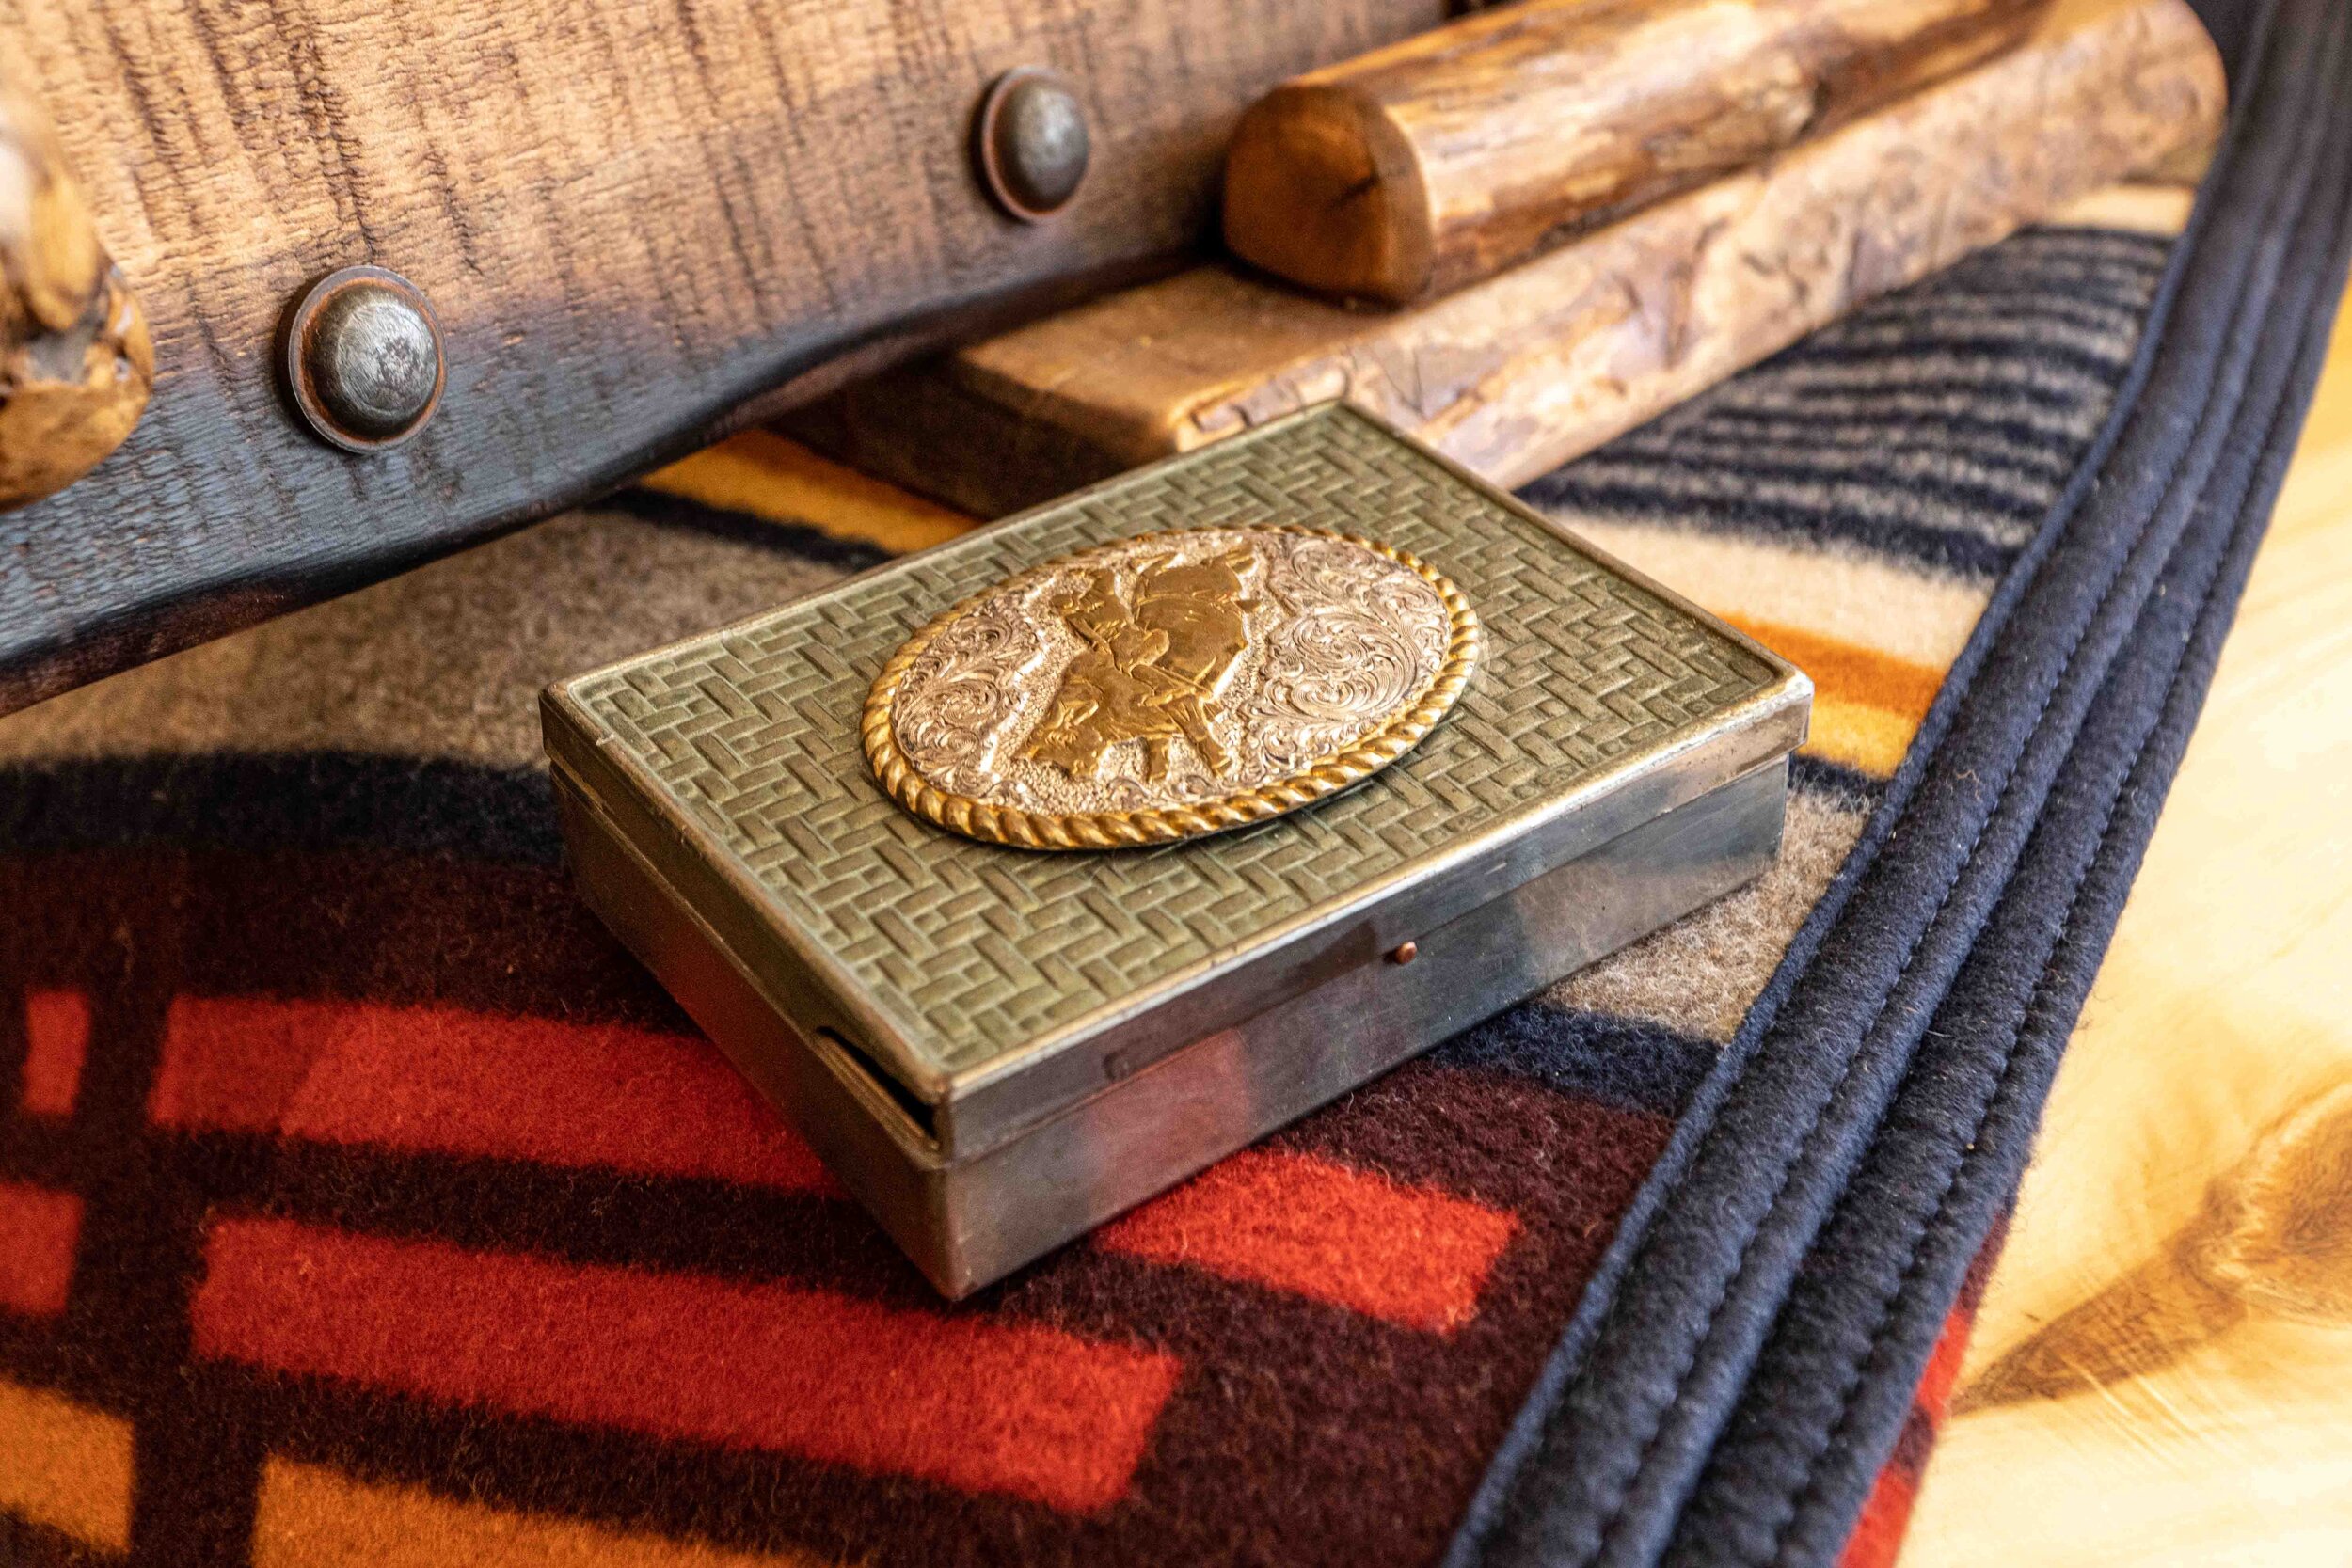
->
<box><xmin>0</xmin><ymin>60</ymin><xmax>152</xmax><ymax>514</ymax></box>
<box><xmin>1223</xmin><ymin>0</ymin><xmax>2055</xmax><ymax>305</ymax></box>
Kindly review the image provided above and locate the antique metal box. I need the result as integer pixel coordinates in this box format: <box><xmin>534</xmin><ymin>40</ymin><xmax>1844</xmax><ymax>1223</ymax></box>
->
<box><xmin>542</xmin><ymin>405</ymin><xmax>1809</xmax><ymax>1296</ymax></box>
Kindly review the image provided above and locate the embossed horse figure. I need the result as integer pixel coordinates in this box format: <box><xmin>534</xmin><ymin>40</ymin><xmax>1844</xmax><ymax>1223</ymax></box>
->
<box><xmin>1023</xmin><ymin>546</ymin><xmax>1260</xmax><ymax>782</ymax></box>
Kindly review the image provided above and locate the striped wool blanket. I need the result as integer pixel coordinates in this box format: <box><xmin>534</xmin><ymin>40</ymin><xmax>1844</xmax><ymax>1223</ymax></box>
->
<box><xmin>1</xmin><ymin>0</ymin><xmax>2346</xmax><ymax>1556</ymax></box>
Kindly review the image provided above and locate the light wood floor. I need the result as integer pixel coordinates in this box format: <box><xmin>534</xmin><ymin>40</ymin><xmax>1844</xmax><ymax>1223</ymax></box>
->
<box><xmin>1901</xmin><ymin>284</ymin><xmax>2352</xmax><ymax>1563</ymax></box>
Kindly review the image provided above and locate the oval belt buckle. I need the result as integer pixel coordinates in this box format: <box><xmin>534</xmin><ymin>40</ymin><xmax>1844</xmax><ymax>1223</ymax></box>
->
<box><xmin>864</xmin><ymin>526</ymin><xmax>1481</xmax><ymax>849</ymax></box>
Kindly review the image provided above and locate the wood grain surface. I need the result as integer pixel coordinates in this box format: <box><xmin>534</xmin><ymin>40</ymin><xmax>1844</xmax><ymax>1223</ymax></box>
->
<box><xmin>0</xmin><ymin>0</ymin><xmax>1448</xmax><ymax>715</ymax></box>
<box><xmin>791</xmin><ymin>0</ymin><xmax>2225</xmax><ymax>519</ymax></box>
<box><xmin>1222</xmin><ymin>0</ymin><xmax>2048</xmax><ymax>304</ymax></box>
<box><xmin>0</xmin><ymin>56</ymin><xmax>150</xmax><ymax>511</ymax></box>
<box><xmin>1897</xmin><ymin>281</ymin><xmax>2352</xmax><ymax>1567</ymax></box>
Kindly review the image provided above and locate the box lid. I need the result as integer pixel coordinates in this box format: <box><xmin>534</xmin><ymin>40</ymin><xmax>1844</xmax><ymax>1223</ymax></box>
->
<box><xmin>543</xmin><ymin>406</ymin><xmax>1807</xmax><ymax>1158</ymax></box>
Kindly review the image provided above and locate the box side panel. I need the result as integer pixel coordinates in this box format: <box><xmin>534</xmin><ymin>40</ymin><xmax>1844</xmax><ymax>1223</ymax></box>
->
<box><xmin>552</xmin><ymin>780</ymin><xmax>968</xmax><ymax>1294</ymax></box>
<box><xmin>557</xmin><ymin>745</ymin><xmax>1786</xmax><ymax>1294</ymax></box>
<box><xmin>942</xmin><ymin>694</ymin><xmax>1803</xmax><ymax>1152</ymax></box>
<box><xmin>931</xmin><ymin>758</ymin><xmax>1787</xmax><ymax>1289</ymax></box>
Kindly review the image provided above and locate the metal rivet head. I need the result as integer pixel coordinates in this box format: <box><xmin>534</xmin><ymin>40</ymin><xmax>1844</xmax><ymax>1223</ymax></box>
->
<box><xmin>1388</xmin><ymin>941</ymin><xmax>1420</xmax><ymax>966</ymax></box>
<box><xmin>284</xmin><ymin>265</ymin><xmax>445</xmax><ymax>452</ymax></box>
<box><xmin>975</xmin><ymin>68</ymin><xmax>1090</xmax><ymax>222</ymax></box>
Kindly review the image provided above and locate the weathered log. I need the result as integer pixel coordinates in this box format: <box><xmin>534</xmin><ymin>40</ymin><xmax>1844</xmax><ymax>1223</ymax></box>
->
<box><xmin>1223</xmin><ymin>0</ymin><xmax>2053</xmax><ymax>305</ymax></box>
<box><xmin>0</xmin><ymin>58</ymin><xmax>150</xmax><ymax>512</ymax></box>
<box><xmin>792</xmin><ymin>0</ymin><xmax>2223</xmax><ymax>517</ymax></box>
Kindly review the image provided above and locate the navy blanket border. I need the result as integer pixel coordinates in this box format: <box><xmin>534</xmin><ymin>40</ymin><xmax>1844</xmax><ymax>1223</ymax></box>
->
<box><xmin>1449</xmin><ymin>1</ymin><xmax>2352</xmax><ymax>1564</ymax></box>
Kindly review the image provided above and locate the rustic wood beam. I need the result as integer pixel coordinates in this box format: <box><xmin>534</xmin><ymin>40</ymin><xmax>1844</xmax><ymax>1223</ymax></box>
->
<box><xmin>1223</xmin><ymin>0</ymin><xmax>2052</xmax><ymax>305</ymax></box>
<box><xmin>792</xmin><ymin>0</ymin><xmax>2224</xmax><ymax>519</ymax></box>
<box><xmin>0</xmin><ymin>57</ymin><xmax>150</xmax><ymax>512</ymax></box>
<box><xmin>0</xmin><ymin>0</ymin><xmax>1446</xmax><ymax>713</ymax></box>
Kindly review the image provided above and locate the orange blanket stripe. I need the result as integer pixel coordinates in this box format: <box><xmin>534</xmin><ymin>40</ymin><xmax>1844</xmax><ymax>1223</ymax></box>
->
<box><xmin>193</xmin><ymin>1217</ymin><xmax>1184</xmax><ymax>1513</ymax></box>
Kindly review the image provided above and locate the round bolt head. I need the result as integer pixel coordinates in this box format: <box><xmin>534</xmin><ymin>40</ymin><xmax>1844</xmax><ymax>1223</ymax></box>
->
<box><xmin>284</xmin><ymin>265</ymin><xmax>445</xmax><ymax>452</ymax></box>
<box><xmin>976</xmin><ymin>68</ymin><xmax>1090</xmax><ymax>222</ymax></box>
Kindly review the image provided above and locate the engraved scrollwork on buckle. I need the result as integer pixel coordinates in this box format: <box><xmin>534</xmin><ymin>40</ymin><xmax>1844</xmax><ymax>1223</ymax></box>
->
<box><xmin>864</xmin><ymin>527</ymin><xmax>1480</xmax><ymax>848</ymax></box>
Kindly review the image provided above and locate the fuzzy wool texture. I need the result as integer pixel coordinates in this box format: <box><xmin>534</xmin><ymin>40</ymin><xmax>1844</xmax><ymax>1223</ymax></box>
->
<box><xmin>0</xmin><ymin>226</ymin><xmax>2178</xmax><ymax>1568</ymax></box>
<box><xmin>0</xmin><ymin>508</ymin><xmax>850</xmax><ymax>769</ymax></box>
<box><xmin>1548</xmin><ymin>770</ymin><xmax>1875</xmax><ymax>1043</ymax></box>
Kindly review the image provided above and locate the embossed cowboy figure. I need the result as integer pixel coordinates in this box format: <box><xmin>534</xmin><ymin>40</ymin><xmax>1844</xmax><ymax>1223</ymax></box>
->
<box><xmin>1023</xmin><ymin>546</ymin><xmax>1261</xmax><ymax>782</ymax></box>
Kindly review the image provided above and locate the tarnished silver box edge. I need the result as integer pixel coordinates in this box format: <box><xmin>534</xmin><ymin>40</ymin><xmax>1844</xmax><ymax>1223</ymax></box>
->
<box><xmin>551</xmin><ymin>744</ymin><xmax>1792</xmax><ymax>1295</ymax></box>
<box><xmin>542</xmin><ymin>405</ymin><xmax>1812</xmax><ymax>1136</ymax></box>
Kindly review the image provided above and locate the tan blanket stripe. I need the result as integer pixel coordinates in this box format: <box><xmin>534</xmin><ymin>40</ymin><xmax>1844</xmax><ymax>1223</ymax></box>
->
<box><xmin>0</xmin><ymin>1378</ymin><xmax>134</xmax><ymax>1552</ymax></box>
<box><xmin>254</xmin><ymin>1458</ymin><xmax>832</xmax><ymax>1568</ymax></box>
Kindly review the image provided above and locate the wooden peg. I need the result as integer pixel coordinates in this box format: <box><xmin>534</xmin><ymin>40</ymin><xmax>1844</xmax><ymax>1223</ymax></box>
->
<box><xmin>0</xmin><ymin>58</ymin><xmax>151</xmax><ymax>512</ymax></box>
<box><xmin>1223</xmin><ymin>0</ymin><xmax>2051</xmax><ymax>305</ymax></box>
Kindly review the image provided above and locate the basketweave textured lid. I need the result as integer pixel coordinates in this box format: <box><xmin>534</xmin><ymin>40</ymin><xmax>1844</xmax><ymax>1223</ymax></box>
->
<box><xmin>544</xmin><ymin>406</ymin><xmax>1797</xmax><ymax>1105</ymax></box>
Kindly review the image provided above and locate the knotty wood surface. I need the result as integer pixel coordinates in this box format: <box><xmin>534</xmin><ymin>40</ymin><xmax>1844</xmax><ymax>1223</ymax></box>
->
<box><xmin>1899</xmin><ymin>278</ymin><xmax>2352</xmax><ymax>1568</ymax></box>
<box><xmin>0</xmin><ymin>57</ymin><xmax>150</xmax><ymax>511</ymax></box>
<box><xmin>0</xmin><ymin>0</ymin><xmax>1446</xmax><ymax>715</ymax></box>
<box><xmin>1222</xmin><ymin>0</ymin><xmax>2047</xmax><ymax>304</ymax></box>
<box><xmin>791</xmin><ymin>0</ymin><xmax>2225</xmax><ymax>519</ymax></box>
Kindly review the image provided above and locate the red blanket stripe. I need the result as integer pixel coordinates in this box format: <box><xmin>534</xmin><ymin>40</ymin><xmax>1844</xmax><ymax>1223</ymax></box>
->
<box><xmin>151</xmin><ymin>996</ymin><xmax>840</xmax><ymax>1195</ymax></box>
<box><xmin>1097</xmin><ymin>1147</ymin><xmax>1519</xmax><ymax>1332</ymax></box>
<box><xmin>3</xmin><ymin>966</ymin><xmax>1973</xmax><ymax>1564</ymax></box>
<box><xmin>147</xmin><ymin>993</ymin><xmax>1527</xmax><ymax>1331</ymax></box>
<box><xmin>0</xmin><ymin>1181</ymin><xmax>82</xmax><ymax>1318</ymax></box>
<box><xmin>1911</xmin><ymin>1289</ymin><xmax>1978</xmax><ymax>1431</ymax></box>
<box><xmin>191</xmin><ymin>1216</ymin><xmax>1184</xmax><ymax>1513</ymax></box>
<box><xmin>20</xmin><ymin>989</ymin><xmax>90</xmax><ymax>1118</ymax></box>
<box><xmin>0</xmin><ymin>928</ymin><xmax>1700</xmax><ymax>1563</ymax></box>
<box><xmin>1836</xmin><ymin>1458</ymin><xmax>1920</xmax><ymax>1568</ymax></box>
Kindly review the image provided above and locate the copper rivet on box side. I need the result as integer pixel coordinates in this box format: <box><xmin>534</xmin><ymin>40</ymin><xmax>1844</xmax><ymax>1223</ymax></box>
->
<box><xmin>975</xmin><ymin>67</ymin><xmax>1090</xmax><ymax>222</ymax></box>
<box><xmin>284</xmin><ymin>265</ymin><xmax>445</xmax><ymax>452</ymax></box>
<box><xmin>1389</xmin><ymin>942</ymin><xmax>1419</xmax><ymax>966</ymax></box>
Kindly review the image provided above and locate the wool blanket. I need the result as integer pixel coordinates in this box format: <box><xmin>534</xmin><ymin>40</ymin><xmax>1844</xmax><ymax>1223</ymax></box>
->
<box><xmin>1</xmin><ymin>0</ymin><xmax>2345</xmax><ymax>1557</ymax></box>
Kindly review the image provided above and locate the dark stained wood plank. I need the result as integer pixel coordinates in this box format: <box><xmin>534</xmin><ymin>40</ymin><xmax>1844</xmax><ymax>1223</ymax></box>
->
<box><xmin>0</xmin><ymin>0</ymin><xmax>1446</xmax><ymax>713</ymax></box>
